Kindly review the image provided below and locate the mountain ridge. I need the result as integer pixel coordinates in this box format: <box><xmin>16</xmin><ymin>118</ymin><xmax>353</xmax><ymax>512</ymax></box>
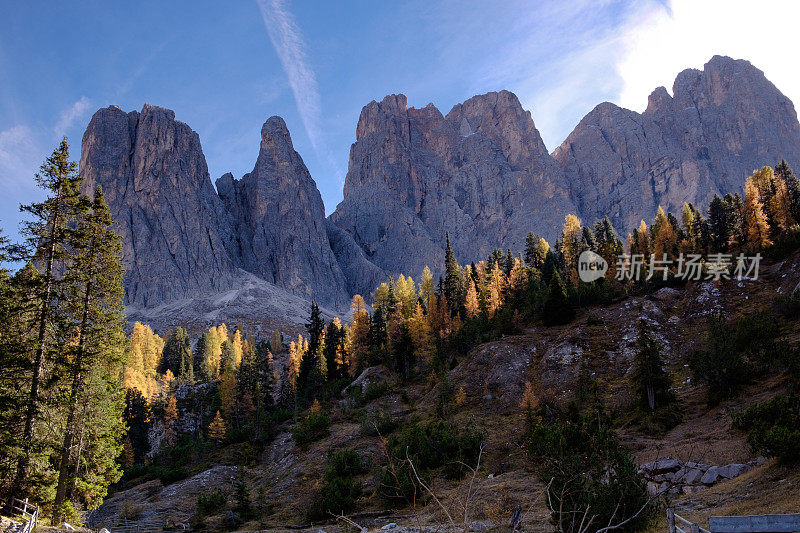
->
<box><xmin>78</xmin><ymin>55</ymin><xmax>800</xmax><ymax>331</ymax></box>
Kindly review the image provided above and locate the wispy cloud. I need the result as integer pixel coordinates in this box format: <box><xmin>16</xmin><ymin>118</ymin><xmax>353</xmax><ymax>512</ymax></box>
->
<box><xmin>256</xmin><ymin>0</ymin><xmax>323</xmax><ymax>151</ymax></box>
<box><xmin>53</xmin><ymin>96</ymin><xmax>92</xmax><ymax>138</ymax></box>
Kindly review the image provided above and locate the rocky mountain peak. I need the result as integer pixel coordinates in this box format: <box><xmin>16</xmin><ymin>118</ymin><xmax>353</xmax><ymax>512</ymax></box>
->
<box><xmin>79</xmin><ymin>104</ymin><xmax>239</xmax><ymax>309</ymax></box>
<box><xmin>554</xmin><ymin>54</ymin><xmax>800</xmax><ymax>234</ymax></box>
<box><xmin>216</xmin><ymin>116</ymin><xmax>349</xmax><ymax>307</ymax></box>
<box><xmin>446</xmin><ymin>89</ymin><xmax>548</xmax><ymax>166</ymax></box>
<box><xmin>355</xmin><ymin>94</ymin><xmax>410</xmax><ymax>142</ymax></box>
<box><xmin>645</xmin><ymin>86</ymin><xmax>672</xmax><ymax>114</ymax></box>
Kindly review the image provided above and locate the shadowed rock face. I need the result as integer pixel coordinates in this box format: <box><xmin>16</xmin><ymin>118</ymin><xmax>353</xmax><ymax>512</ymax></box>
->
<box><xmin>79</xmin><ymin>104</ymin><xmax>239</xmax><ymax>308</ymax></box>
<box><xmin>216</xmin><ymin>116</ymin><xmax>349</xmax><ymax>308</ymax></box>
<box><xmin>79</xmin><ymin>107</ymin><xmax>352</xmax><ymax>318</ymax></box>
<box><xmin>330</xmin><ymin>90</ymin><xmax>576</xmax><ymax>279</ymax></box>
<box><xmin>553</xmin><ymin>55</ymin><xmax>800</xmax><ymax>233</ymax></box>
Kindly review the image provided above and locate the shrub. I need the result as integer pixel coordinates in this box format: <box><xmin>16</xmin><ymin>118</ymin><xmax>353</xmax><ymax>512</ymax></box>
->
<box><xmin>196</xmin><ymin>488</ymin><xmax>227</xmax><ymax>517</ymax></box>
<box><xmin>690</xmin><ymin>313</ymin><xmax>754</xmax><ymax>404</ymax></box>
<box><xmin>359</xmin><ymin>409</ymin><xmax>399</xmax><ymax>436</ymax></box>
<box><xmin>234</xmin><ymin>479</ymin><xmax>254</xmax><ymax>520</ymax></box>
<box><xmin>292</xmin><ymin>410</ymin><xmax>331</xmax><ymax>447</ymax></box>
<box><xmin>325</xmin><ymin>449</ymin><xmax>369</xmax><ymax>480</ymax></box>
<box><xmin>528</xmin><ymin>411</ymin><xmax>653</xmax><ymax>533</ymax></box>
<box><xmin>348</xmin><ymin>381</ymin><xmax>391</xmax><ymax>407</ymax></box>
<box><xmin>308</xmin><ymin>448</ymin><xmax>366</xmax><ymax>521</ymax></box>
<box><xmin>154</xmin><ymin>465</ymin><xmax>189</xmax><ymax>485</ymax></box>
<box><xmin>733</xmin><ymin>394</ymin><xmax>800</xmax><ymax>464</ymax></box>
<box><xmin>120</xmin><ymin>502</ymin><xmax>143</xmax><ymax>521</ymax></box>
<box><xmin>773</xmin><ymin>293</ymin><xmax>800</xmax><ymax>320</ymax></box>
<box><xmin>308</xmin><ymin>475</ymin><xmax>362</xmax><ymax>521</ymax></box>
<box><xmin>378</xmin><ymin>421</ymin><xmax>484</xmax><ymax>502</ymax></box>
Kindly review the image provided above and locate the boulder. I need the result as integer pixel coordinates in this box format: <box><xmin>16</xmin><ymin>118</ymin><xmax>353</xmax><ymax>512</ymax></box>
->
<box><xmin>682</xmin><ymin>468</ymin><xmax>705</xmax><ymax>485</ymax></box>
<box><xmin>700</xmin><ymin>466</ymin><xmax>722</xmax><ymax>485</ymax></box>
<box><xmin>640</xmin><ymin>458</ymin><xmax>681</xmax><ymax>475</ymax></box>
<box><xmin>717</xmin><ymin>463</ymin><xmax>750</xmax><ymax>479</ymax></box>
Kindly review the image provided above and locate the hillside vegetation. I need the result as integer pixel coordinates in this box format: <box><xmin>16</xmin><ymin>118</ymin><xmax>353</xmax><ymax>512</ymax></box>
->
<box><xmin>2</xmin><ymin>145</ymin><xmax>800</xmax><ymax>531</ymax></box>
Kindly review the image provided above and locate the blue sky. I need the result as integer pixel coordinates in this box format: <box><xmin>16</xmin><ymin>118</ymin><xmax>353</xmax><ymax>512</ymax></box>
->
<box><xmin>2</xmin><ymin>0</ymin><xmax>800</xmax><ymax>246</ymax></box>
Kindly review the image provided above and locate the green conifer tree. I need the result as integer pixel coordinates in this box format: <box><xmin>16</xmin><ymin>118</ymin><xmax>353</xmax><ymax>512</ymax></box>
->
<box><xmin>53</xmin><ymin>187</ymin><xmax>127</xmax><ymax>520</ymax></box>
<box><xmin>5</xmin><ymin>139</ymin><xmax>83</xmax><ymax>511</ymax></box>
<box><xmin>542</xmin><ymin>270</ymin><xmax>574</xmax><ymax>326</ymax></box>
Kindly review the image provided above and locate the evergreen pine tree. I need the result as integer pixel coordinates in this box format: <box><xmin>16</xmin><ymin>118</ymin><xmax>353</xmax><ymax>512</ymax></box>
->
<box><xmin>775</xmin><ymin>159</ymin><xmax>800</xmax><ymax>223</ymax></box>
<box><xmin>708</xmin><ymin>195</ymin><xmax>729</xmax><ymax>251</ymax></box>
<box><xmin>443</xmin><ymin>233</ymin><xmax>462</xmax><ymax>315</ymax></box>
<box><xmin>5</xmin><ymin>139</ymin><xmax>83</xmax><ymax>510</ymax></box>
<box><xmin>53</xmin><ymin>188</ymin><xmax>127</xmax><ymax>520</ymax></box>
<box><xmin>524</xmin><ymin>232</ymin><xmax>540</xmax><ymax>267</ymax></box>
<box><xmin>630</xmin><ymin>319</ymin><xmax>674</xmax><ymax>412</ymax></box>
<box><xmin>393</xmin><ymin>323</ymin><xmax>415</xmax><ymax>381</ymax></box>
<box><xmin>542</xmin><ymin>270</ymin><xmax>574</xmax><ymax>326</ymax></box>
<box><xmin>300</xmin><ymin>301</ymin><xmax>325</xmax><ymax>393</ymax></box>
<box><xmin>323</xmin><ymin>319</ymin><xmax>344</xmax><ymax>382</ymax></box>
<box><xmin>122</xmin><ymin>388</ymin><xmax>151</xmax><ymax>463</ymax></box>
<box><xmin>162</xmin><ymin>327</ymin><xmax>193</xmax><ymax>381</ymax></box>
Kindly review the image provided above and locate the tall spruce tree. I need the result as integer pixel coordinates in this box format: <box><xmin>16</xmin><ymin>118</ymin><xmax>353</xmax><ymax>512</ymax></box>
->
<box><xmin>0</xmin><ymin>231</ymin><xmax>37</xmax><ymax>495</ymax></box>
<box><xmin>708</xmin><ymin>195</ymin><xmax>729</xmax><ymax>251</ymax></box>
<box><xmin>443</xmin><ymin>233</ymin><xmax>462</xmax><ymax>316</ymax></box>
<box><xmin>323</xmin><ymin>319</ymin><xmax>345</xmax><ymax>382</ymax></box>
<box><xmin>52</xmin><ymin>187</ymin><xmax>127</xmax><ymax>520</ymax></box>
<box><xmin>630</xmin><ymin>319</ymin><xmax>674</xmax><ymax>412</ymax></box>
<box><xmin>162</xmin><ymin>327</ymin><xmax>193</xmax><ymax>381</ymax></box>
<box><xmin>775</xmin><ymin>159</ymin><xmax>800</xmax><ymax>223</ymax></box>
<box><xmin>5</xmin><ymin>139</ymin><xmax>83</xmax><ymax>510</ymax></box>
<box><xmin>122</xmin><ymin>388</ymin><xmax>151</xmax><ymax>464</ymax></box>
<box><xmin>299</xmin><ymin>301</ymin><xmax>325</xmax><ymax>396</ymax></box>
<box><xmin>542</xmin><ymin>270</ymin><xmax>574</xmax><ymax>326</ymax></box>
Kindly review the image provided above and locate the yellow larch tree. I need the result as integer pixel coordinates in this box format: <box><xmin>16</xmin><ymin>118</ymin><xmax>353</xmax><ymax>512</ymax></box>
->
<box><xmin>465</xmin><ymin>278</ymin><xmax>479</xmax><ymax>318</ymax></box>
<box><xmin>744</xmin><ymin>178</ymin><xmax>773</xmax><ymax>249</ymax></box>
<box><xmin>208</xmin><ymin>411</ymin><xmax>227</xmax><ymax>443</ymax></box>
<box><xmin>560</xmin><ymin>214</ymin><xmax>583</xmax><ymax>284</ymax></box>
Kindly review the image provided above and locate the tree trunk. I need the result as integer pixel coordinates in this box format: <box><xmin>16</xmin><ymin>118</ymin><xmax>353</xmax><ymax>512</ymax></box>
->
<box><xmin>647</xmin><ymin>384</ymin><xmax>656</xmax><ymax>411</ymax></box>
<box><xmin>4</xmin><ymin>186</ymin><xmax>63</xmax><ymax>513</ymax></box>
<box><xmin>53</xmin><ymin>275</ymin><xmax>93</xmax><ymax>522</ymax></box>
<box><xmin>69</xmin><ymin>413</ymin><xmax>87</xmax><ymax>502</ymax></box>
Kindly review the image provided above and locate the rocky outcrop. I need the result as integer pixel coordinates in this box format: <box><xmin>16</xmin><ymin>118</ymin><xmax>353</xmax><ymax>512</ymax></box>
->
<box><xmin>638</xmin><ymin>456</ymin><xmax>766</xmax><ymax>495</ymax></box>
<box><xmin>329</xmin><ymin>91</ymin><xmax>576</xmax><ymax>279</ymax></box>
<box><xmin>79</xmin><ymin>104</ymin><xmax>240</xmax><ymax>308</ymax></box>
<box><xmin>216</xmin><ymin>116</ymin><xmax>349</xmax><ymax>307</ymax></box>
<box><xmin>554</xmin><ymin>55</ymin><xmax>800</xmax><ymax>233</ymax></box>
<box><xmin>325</xmin><ymin>219</ymin><xmax>388</xmax><ymax>298</ymax></box>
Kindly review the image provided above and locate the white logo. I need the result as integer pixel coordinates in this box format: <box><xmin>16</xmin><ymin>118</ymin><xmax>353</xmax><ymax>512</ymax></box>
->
<box><xmin>578</xmin><ymin>250</ymin><xmax>608</xmax><ymax>283</ymax></box>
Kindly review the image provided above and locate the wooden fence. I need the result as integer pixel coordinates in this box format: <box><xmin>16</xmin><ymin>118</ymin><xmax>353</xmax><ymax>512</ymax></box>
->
<box><xmin>4</xmin><ymin>498</ymin><xmax>38</xmax><ymax>533</ymax></box>
<box><xmin>669</xmin><ymin>508</ymin><xmax>800</xmax><ymax>533</ymax></box>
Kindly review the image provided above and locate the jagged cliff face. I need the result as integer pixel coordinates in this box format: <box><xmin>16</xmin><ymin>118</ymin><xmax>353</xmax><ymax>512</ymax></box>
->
<box><xmin>553</xmin><ymin>55</ymin><xmax>800</xmax><ymax>233</ymax></box>
<box><xmin>79</xmin><ymin>104</ymin><xmax>239</xmax><ymax>308</ymax></box>
<box><xmin>329</xmin><ymin>91</ymin><xmax>576</xmax><ymax>278</ymax></box>
<box><xmin>79</xmin><ymin>106</ymin><xmax>352</xmax><ymax>328</ymax></box>
<box><xmin>216</xmin><ymin>117</ymin><xmax>349</xmax><ymax>307</ymax></box>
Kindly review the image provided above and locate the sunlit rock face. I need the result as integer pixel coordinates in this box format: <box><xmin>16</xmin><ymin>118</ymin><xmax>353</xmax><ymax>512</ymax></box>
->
<box><xmin>553</xmin><ymin>55</ymin><xmax>800</xmax><ymax>233</ymax></box>
<box><xmin>330</xmin><ymin>90</ymin><xmax>576</xmax><ymax>279</ymax></box>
